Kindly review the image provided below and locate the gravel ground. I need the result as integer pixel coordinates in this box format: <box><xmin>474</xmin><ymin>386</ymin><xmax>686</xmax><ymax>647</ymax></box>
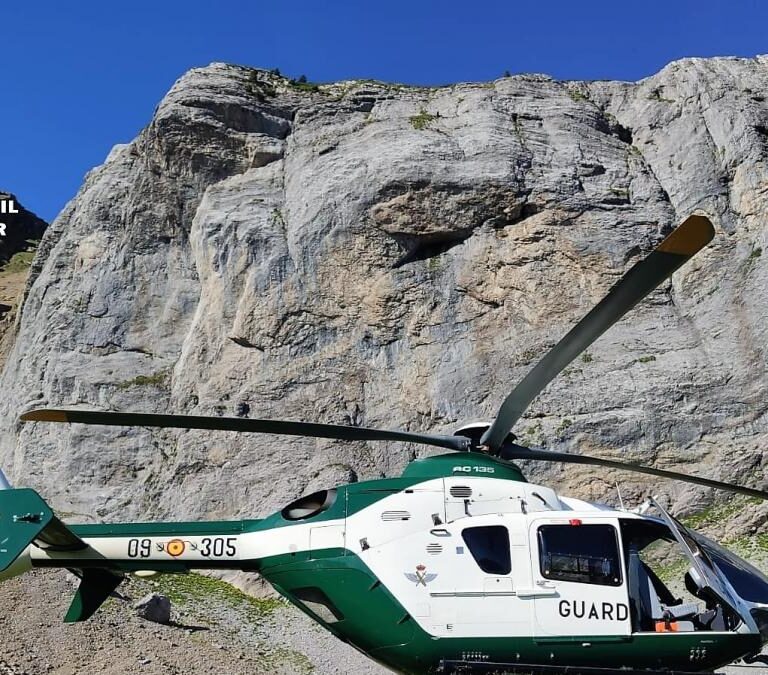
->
<box><xmin>2</xmin><ymin>567</ymin><xmax>768</xmax><ymax>674</ymax></box>
<box><xmin>0</xmin><ymin>570</ymin><xmax>384</xmax><ymax>675</ymax></box>
<box><xmin>3</xmin><ymin>569</ymin><xmax>768</xmax><ymax>675</ymax></box>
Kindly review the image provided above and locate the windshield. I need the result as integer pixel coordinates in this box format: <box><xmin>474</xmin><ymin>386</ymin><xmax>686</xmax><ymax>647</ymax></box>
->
<box><xmin>619</xmin><ymin>512</ymin><xmax>761</xmax><ymax>637</ymax></box>
<box><xmin>649</xmin><ymin>499</ymin><xmax>743</xmax><ymax>616</ymax></box>
<box><xmin>689</xmin><ymin>531</ymin><xmax>768</xmax><ymax>606</ymax></box>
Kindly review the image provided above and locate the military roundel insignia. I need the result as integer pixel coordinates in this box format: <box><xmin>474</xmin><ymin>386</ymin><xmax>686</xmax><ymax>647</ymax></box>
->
<box><xmin>166</xmin><ymin>539</ymin><xmax>186</xmax><ymax>557</ymax></box>
<box><xmin>404</xmin><ymin>563</ymin><xmax>437</xmax><ymax>586</ymax></box>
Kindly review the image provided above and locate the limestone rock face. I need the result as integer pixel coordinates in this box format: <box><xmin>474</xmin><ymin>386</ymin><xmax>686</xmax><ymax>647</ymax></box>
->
<box><xmin>2</xmin><ymin>58</ymin><xmax>768</xmax><ymax>537</ymax></box>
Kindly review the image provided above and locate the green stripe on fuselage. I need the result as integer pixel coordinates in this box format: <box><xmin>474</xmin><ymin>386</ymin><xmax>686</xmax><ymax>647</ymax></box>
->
<box><xmin>70</xmin><ymin>520</ymin><xmax>258</xmax><ymax>537</ymax></box>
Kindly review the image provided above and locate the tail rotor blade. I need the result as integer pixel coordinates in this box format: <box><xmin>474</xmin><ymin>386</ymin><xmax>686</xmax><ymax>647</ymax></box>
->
<box><xmin>481</xmin><ymin>215</ymin><xmax>715</xmax><ymax>452</ymax></box>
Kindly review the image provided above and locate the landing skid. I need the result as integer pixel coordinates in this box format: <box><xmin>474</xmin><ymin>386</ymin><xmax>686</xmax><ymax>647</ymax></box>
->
<box><xmin>438</xmin><ymin>661</ymin><xmax>718</xmax><ymax>675</ymax></box>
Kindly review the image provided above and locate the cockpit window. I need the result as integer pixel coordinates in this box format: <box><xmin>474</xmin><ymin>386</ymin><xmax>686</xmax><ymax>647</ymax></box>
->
<box><xmin>538</xmin><ymin>524</ymin><xmax>622</xmax><ymax>586</ymax></box>
<box><xmin>691</xmin><ymin>531</ymin><xmax>768</xmax><ymax>605</ymax></box>
<box><xmin>462</xmin><ymin>525</ymin><xmax>511</xmax><ymax>575</ymax></box>
<box><xmin>670</xmin><ymin>514</ymin><xmax>714</xmax><ymax>569</ymax></box>
<box><xmin>620</xmin><ymin>516</ymin><xmax>748</xmax><ymax>634</ymax></box>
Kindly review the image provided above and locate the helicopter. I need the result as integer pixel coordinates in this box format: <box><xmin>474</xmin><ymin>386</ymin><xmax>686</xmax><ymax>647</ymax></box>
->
<box><xmin>2</xmin><ymin>213</ymin><xmax>768</xmax><ymax>674</ymax></box>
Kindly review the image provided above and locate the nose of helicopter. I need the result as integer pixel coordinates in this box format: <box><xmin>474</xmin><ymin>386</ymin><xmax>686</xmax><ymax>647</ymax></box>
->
<box><xmin>749</xmin><ymin>607</ymin><xmax>768</xmax><ymax>642</ymax></box>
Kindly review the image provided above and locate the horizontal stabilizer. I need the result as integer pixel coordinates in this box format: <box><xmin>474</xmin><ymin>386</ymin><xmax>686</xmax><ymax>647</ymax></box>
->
<box><xmin>0</xmin><ymin>489</ymin><xmax>86</xmax><ymax>572</ymax></box>
<box><xmin>35</xmin><ymin>515</ymin><xmax>88</xmax><ymax>551</ymax></box>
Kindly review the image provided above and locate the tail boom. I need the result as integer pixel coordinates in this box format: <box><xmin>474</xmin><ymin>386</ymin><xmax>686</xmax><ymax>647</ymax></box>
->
<box><xmin>29</xmin><ymin>522</ymin><xmax>257</xmax><ymax>574</ymax></box>
<box><xmin>0</xmin><ymin>489</ymin><xmax>268</xmax><ymax>621</ymax></box>
<box><xmin>0</xmin><ymin>488</ymin><xmax>334</xmax><ymax>622</ymax></box>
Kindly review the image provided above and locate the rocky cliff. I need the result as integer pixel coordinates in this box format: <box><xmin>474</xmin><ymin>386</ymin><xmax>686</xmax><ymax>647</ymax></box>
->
<box><xmin>1</xmin><ymin>56</ymin><xmax>768</xmax><ymax>670</ymax></box>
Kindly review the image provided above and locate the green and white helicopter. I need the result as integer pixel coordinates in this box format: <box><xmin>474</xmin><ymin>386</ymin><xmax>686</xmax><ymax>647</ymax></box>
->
<box><xmin>3</xmin><ymin>214</ymin><xmax>768</xmax><ymax>674</ymax></box>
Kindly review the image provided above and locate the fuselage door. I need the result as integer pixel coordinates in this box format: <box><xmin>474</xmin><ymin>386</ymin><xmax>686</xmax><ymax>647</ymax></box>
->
<box><xmin>527</xmin><ymin>517</ymin><xmax>631</xmax><ymax>638</ymax></box>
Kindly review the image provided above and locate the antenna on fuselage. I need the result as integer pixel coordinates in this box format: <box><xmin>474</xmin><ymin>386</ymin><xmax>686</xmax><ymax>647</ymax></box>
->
<box><xmin>615</xmin><ymin>481</ymin><xmax>625</xmax><ymax>510</ymax></box>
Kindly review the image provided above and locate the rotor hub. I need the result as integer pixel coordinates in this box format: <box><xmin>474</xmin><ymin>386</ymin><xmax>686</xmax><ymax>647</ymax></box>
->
<box><xmin>453</xmin><ymin>422</ymin><xmax>516</xmax><ymax>454</ymax></box>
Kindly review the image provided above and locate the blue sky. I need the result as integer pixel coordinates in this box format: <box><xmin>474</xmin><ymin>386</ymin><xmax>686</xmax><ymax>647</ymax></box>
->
<box><xmin>3</xmin><ymin>0</ymin><xmax>767</xmax><ymax>222</ymax></box>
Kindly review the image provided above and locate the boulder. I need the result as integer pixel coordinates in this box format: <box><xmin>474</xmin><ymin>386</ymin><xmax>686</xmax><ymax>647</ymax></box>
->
<box><xmin>133</xmin><ymin>593</ymin><xmax>171</xmax><ymax>625</ymax></box>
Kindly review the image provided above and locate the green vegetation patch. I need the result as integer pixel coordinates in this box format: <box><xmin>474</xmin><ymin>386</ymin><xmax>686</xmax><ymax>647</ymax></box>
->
<box><xmin>117</xmin><ymin>368</ymin><xmax>170</xmax><ymax>390</ymax></box>
<box><xmin>681</xmin><ymin>495</ymin><xmax>762</xmax><ymax>534</ymax></box>
<box><xmin>268</xmin><ymin>647</ymin><xmax>314</xmax><ymax>674</ymax></box>
<box><xmin>271</xmin><ymin>208</ymin><xmax>287</xmax><ymax>227</ymax></box>
<box><xmin>637</xmin><ymin>355</ymin><xmax>656</xmax><ymax>364</ymax></box>
<box><xmin>654</xmin><ymin>557</ymin><xmax>689</xmax><ymax>585</ymax></box>
<box><xmin>154</xmin><ymin>572</ymin><xmax>283</xmax><ymax>620</ymax></box>
<box><xmin>289</xmin><ymin>75</ymin><xmax>321</xmax><ymax>93</ymax></box>
<box><xmin>0</xmin><ymin>240</ymin><xmax>39</xmax><ymax>274</ymax></box>
<box><xmin>246</xmin><ymin>70</ymin><xmax>277</xmax><ymax>101</ymax></box>
<box><xmin>409</xmin><ymin>108</ymin><xmax>437</xmax><ymax>130</ymax></box>
<box><xmin>131</xmin><ymin>573</ymin><xmax>313</xmax><ymax>672</ymax></box>
<box><xmin>1</xmin><ymin>250</ymin><xmax>35</xmax><ymax>273</ymax></box>
<box><xmin>745</xmin><ymin>246</ymin><xmax>763</xmax><ymax>274</ymax></box>
<box><xmin>568</xmin><ymin>89</ymin><xmax>590</xmax><ymax>103</ymax></box>
<box><xmin>648</xmin><ymin>88</ymin><xmax>674</xmax><ymax>104</ymax></box>
<box><xmin>730</xmin><ymin>533</ymin><xmax>768</xmax><ymax>562</ymax></box>
<box><xmin>521</xmin><ymin>421</ymin><xmax>544</xmax><ymax>446</ymax></box>
<box><xmin>152</xmin><ymin>572</ymin><xmax>285</xmax><ymax>614</ymax></box>
<box><xmin>427</xmin><ymin>255</ymin><xmax>443</xmax><ymax>272</ymax></box>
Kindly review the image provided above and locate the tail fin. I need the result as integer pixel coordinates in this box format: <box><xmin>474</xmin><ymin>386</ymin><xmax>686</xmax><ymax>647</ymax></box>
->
<box><xmin>0</xmin><ymin>488</ymin><xmax>61</xmax><ymax>573</ymax></box>
<box><xmin>0</xmin><ymin>488</ymin><xmax>87</xmax><ymax>569</ymax></box>
<box><xmin>0</xmin><ymin>488</ymin><xmax>123</xmax><ymax>621</ymax></box>
<box><xmin>64</xmin><ymin>568</ymin><xmax>124</xmax><ymax>623</ymax></box>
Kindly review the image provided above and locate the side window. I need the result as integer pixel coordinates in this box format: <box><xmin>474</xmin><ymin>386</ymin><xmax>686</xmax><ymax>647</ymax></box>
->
<box><xmin>538</xmin><ymin>524</ymin><xmax>622</xmax><ymax>586</ymax></box>
<box><xmin>462</xmin><ymin>525</ymin><xmax>511</xmax><ymax>575</ymax></box>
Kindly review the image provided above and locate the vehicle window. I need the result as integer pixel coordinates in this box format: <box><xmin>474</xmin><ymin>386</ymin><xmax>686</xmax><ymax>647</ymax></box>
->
<box><xmin>692</xmin><ymin>531</ymin><xmax>768</xmax><ymax>605</ymax></box>
<box><xmin>538</xmin><ymin>524</ymin><xmax>622</xmax><ymax>586</ymax></box>
<box><xmin>462</xmin><ymin>525</ymin><xmax>511</xmax><ymax>575</ymax></box>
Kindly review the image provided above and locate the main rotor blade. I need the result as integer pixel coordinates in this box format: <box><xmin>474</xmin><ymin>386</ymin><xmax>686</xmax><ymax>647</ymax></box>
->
<box><xmin>481</xmin><ymin>215</ymin><xmax>715</xmax><ymax>451</ymax></box>
<box><xmin>20</xmin><ymin>409</ymin><xmax>470</xmax><ymax>452</ymax></box>
<box><xmin>500</xmin><ymin>444</ymin><xmax>768</xmax><ymax>501</ymax></box>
